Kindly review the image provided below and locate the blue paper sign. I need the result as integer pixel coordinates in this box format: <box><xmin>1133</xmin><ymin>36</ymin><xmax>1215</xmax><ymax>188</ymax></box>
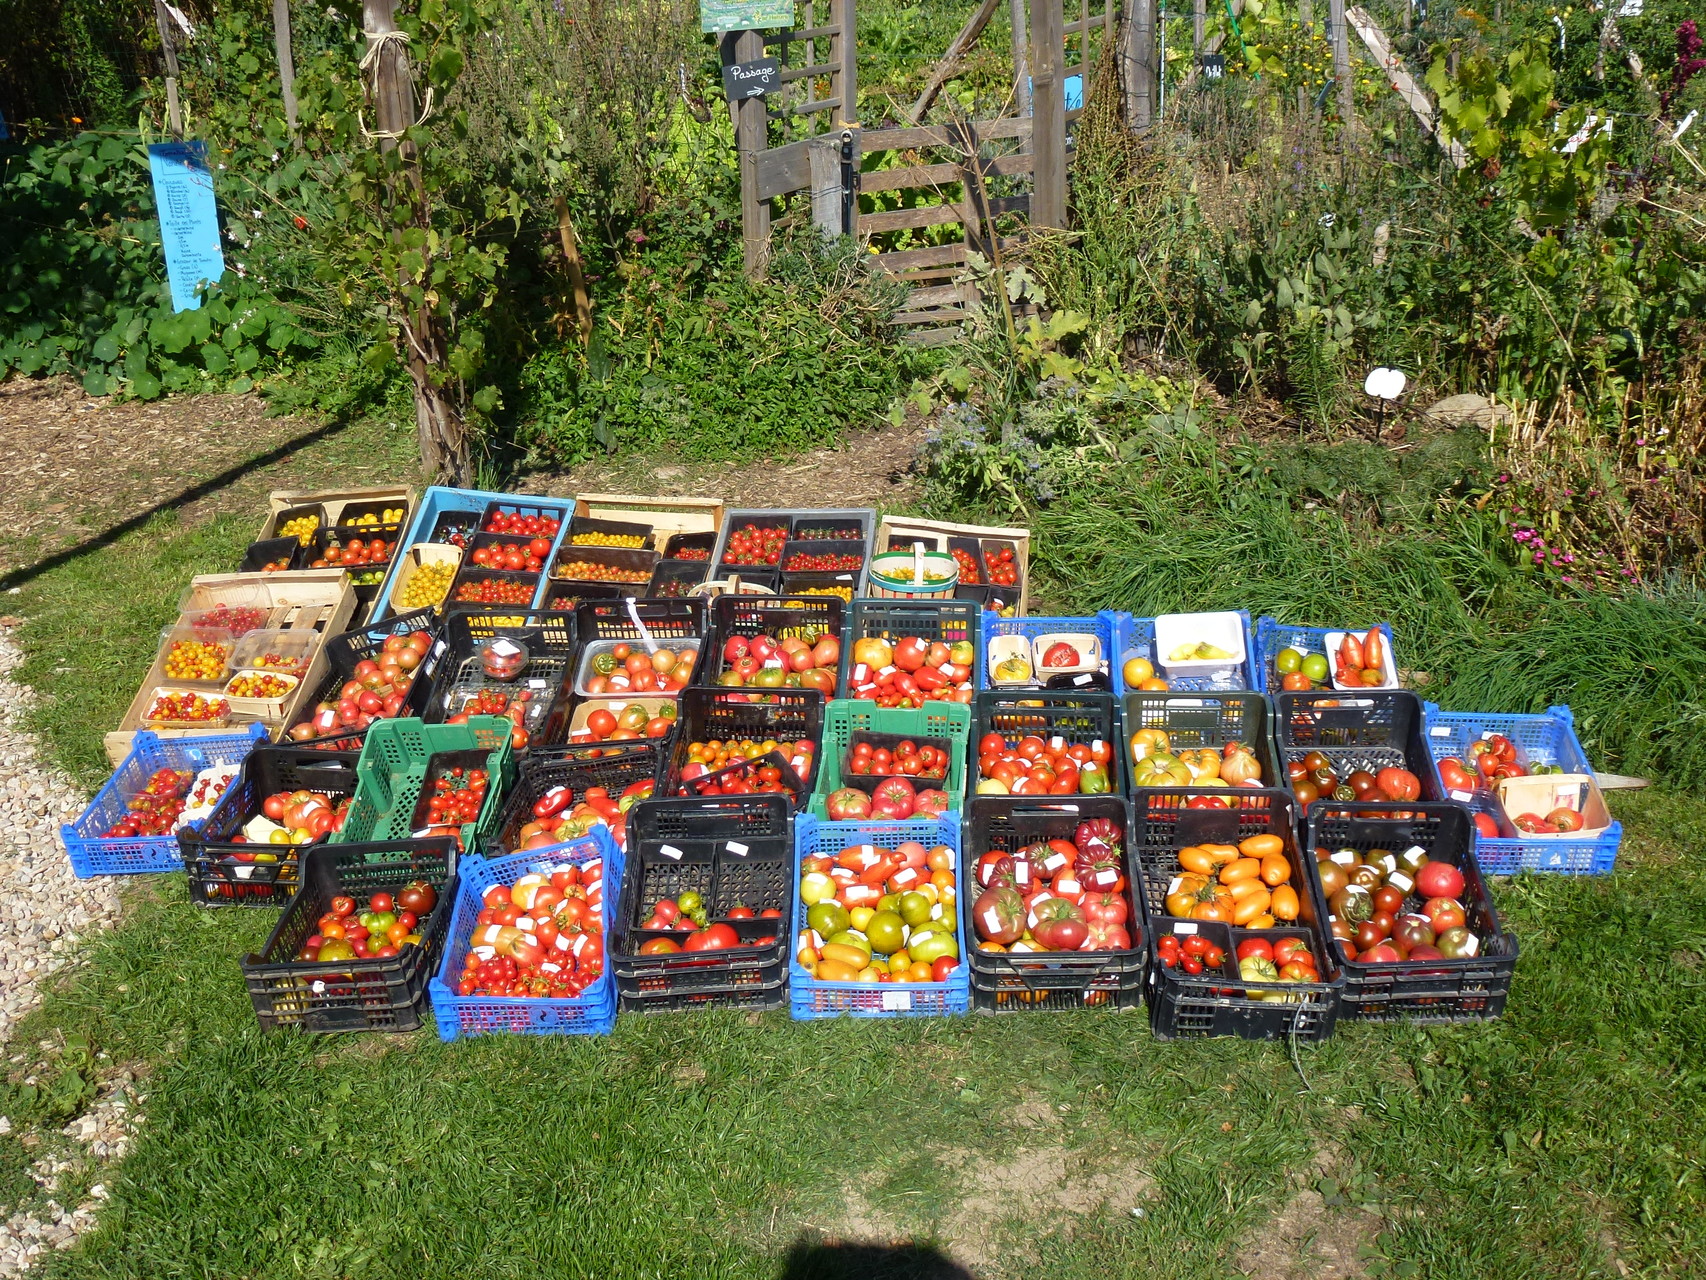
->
<box><xmin>148</xmin><ymin>141</ymin><xmax>226</xmax><ymax>312</ymax></box>
<box><xmin>1024</xmin><ymin>74</ymin><xmax>1086</xmax><ymax>111</ymax></box>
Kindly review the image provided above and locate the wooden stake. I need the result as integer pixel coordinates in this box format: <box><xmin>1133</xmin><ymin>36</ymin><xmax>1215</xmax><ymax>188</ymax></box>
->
<box><xmin>153</xmin><ymin>0</ymin><xmax>183</xmax><ymax>139</ymax></box>
<box><xmin>1012</xmin><ymin>0</ymin><xmax>1032</xmax><ymax>115</ymax></box>
<box><xmin>726</xmin><ymin>29</ymin><xmax>771</xmax><ymax>277</ymax></box>
<box><xmin>1126</xmin><ymin>0</ymin><xmax>1155</xmax><ymax>130</ymax></box>
<box><xmin>554</xmin><ymin>194</ymin><xmax>593</xmax><ymax>343</ymax></box>
<box><xmin>836</xmin><ymin>0</ymin><xmax>858</xmax><ymax>126</ymax></box>
<box><xmin>1030</xmin><ymin>0</ymin><xmax>1066</xmax><ymax>226</ymax></box>
<box><xmin>272</xmin><ymin>0</ymin><xmax>301</xmax><ymax>143</ymax></box>
<box><xmin>1328</xmin><ymin>0</ymin><xmax>1353</xmax><ymax>122</ymax></box>
<box><xmin>1193</xmin><ymin>0</ymin><xmax>1205</xmax><ymax>55</ymax></box>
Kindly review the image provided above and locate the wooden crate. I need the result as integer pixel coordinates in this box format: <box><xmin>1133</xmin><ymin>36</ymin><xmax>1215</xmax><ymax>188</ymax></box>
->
<box><xmin>255</xmin><ymin>485</ymin><xmax>415</xmax><ymax>543</ymax></box>
<box><xmin>105</xmin><ymin>571</ymin><xmax>356</xmax><ymax>765</ymax></box>
<box><xmin>877</xmin><ymin>515</ymin><xmax>1032</xmax><ymax>616</ymax></box>
<box><xmin>573</xmin><ymin>493</ymin><xmax>725</xmax><ymax>543</ymax></box>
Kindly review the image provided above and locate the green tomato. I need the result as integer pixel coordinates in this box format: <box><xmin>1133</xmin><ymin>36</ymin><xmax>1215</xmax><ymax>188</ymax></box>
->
<box><xmin>807</xmin><ymin>901</ymin><xmax>850</xmax><ymax>938</ymax></box>
<box><xmin>908</xmin><ymin>930</ymin><xmax>959</xmax><ymax>965</ymax></box>
<box><xmin>826</xmin><ymin>930</ymin><xmax>871</xmax><ymax>962</ymax></box>
<box><xmin>1300</xmin><ymin>653</ymin><xmax>1330</xmax><ymax>683</ymax></box>
<box><xmin>1276</xmin><ymin>647</ymin><xmax>1303</xmax><ymax>674</ymax></box>
<box><xmin>865</xmin><ymin>911</ymin><xmax>906</xmax><ymax>956</ymax></box>
<box><xmin>898</xmin><ymin>891</ymin><xmax>933</xmax><ymax>927</ymax></box>
<box><xmin>676</xmin><ymin>891</ymin><xmax>703</xmax><ymax>915</ymax></box>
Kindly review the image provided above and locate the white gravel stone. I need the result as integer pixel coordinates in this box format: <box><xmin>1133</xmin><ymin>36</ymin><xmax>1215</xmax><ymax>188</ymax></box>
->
<box><xmin>0</xmin><ymin>628</ymin><xmax>137</xmax><ymax>1268</ymax></box>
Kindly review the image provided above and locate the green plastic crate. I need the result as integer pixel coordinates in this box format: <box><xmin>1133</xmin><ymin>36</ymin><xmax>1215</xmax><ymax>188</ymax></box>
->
<box><xmin>335</xmin><ymin>717</ymin><xmax>516</xmax><ymax>852</ymax></box>
<box><xmin>807</xmin><ymin>698</ymin><xmax>971</xmax><ymax>820</ymax></box>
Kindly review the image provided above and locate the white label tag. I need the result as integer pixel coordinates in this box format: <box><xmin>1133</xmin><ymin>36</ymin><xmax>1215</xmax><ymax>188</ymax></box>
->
<box><xmin>726</xmin><ymin>840</ymin><xmax>749</xmax><ymax>856</ymax></box>
<box><xmin>433</xmin><ymin>640</ymin><xmax>448</xmax><ymax>658</ymax></box>
<box><xmin>1091</xmin><ymin>867</ymin><xmax>1118</xmax><ymax>889</ymax></box>
<box><xmin>881</xmin><ymin>990</ymin><xmax>913</xmax><ymax>1011</ymax></box>
<box><xmin>491</xmin><ymin>638</ymin><xmax>520</xmax><ymax>656</ymax></box>
<box><xmin>528</xmin><ymin>678</ymin><xmax>547</xmax><ymax>689</ymax></box>
<box><xmin>980</xmin><ymin>906</ymin><xmax>1003</xmax><ymax>934</ymax></box>
<box><xmin>659</xmin><ymin>844</ymin><xmax>682</xmax><ymax>861</ymax></box>
<box><xmin>1554</xmin><ymin>785</ymin><xmax>1577</xmax><ymax>810</ymax></box>
<box><xmin>1387</xmin><ymin>871</ymin><xmax>1415</xmax><ymax>895</ymax></box>
<box><xmin>939</xmin><ymin>663</ymin><xmax>957</xmax><ymax>676</ymax></box>
<box><xmin>1073</xmin><ymin>673</ymin><xmax>1092</xmax><ymax>686</ymax></box>
<box><xmin>853</xmin><ymin>664</ymin><xmax>870</xmax><ymax>683</ymax></box>
<box><xmin>1450</xmin><ymin>789</ymin><xmax>1474</xmax><ymax>802</ymax></box>
<box><xmin>1174</xmin><ymin>922</ymin><xmax>1198</xmax><ymax>935</ymax></box>
<box><xmin>1462</xmin><ymin>933</ymin><xmax>1480</xmax><ymax>957</ymax></box>
<box><xmin>1168</xmin><ymin>875</ymin><xmax>1183</xmax><ymax>894</ymax></box>
<box><xmin>1430</xmin><ymin>725</ymin><xmax>1452</xmax><ymax>737</ymax></box>
<box><xmin>1039</xmin><ymin>850</ymin><xmax>1068</xmax><ymax>874</ymax></box>
<box><xmin>763</xmin><ymin>658</ymin><xmax>784</xmax><ymax>669</ymax></box>
<box><xmin>1014</xmin><ymin>862</ymin><xmax>1032</xmax><ymax>887</ymax></box>
<box><xmin>879</xmin><ymin>665</ymin><xmax>896</xmax><ymax>677</ymax></box>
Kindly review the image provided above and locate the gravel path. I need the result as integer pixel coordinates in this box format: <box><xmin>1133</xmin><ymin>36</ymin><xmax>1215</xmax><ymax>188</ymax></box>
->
<box><xmin>0</xmin><ymin>624</ymin><xmax>135</xmax><ymax>1272</ymax></box>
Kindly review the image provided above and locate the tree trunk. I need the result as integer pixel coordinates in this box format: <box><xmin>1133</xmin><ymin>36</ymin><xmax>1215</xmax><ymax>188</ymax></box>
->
<box><xmin>361</xmin><ymin>0</ymin><xmax>471</xmax><ymax>484</ymax></box>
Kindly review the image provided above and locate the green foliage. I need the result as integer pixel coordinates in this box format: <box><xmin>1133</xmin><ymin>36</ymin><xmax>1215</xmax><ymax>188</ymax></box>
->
<box><xmin>517</xmin><ymin>235</ymin><xmax>918</xmax><ymax>466</ymax></box>
<box><xmin>1429</xmin><ymin>39</ymin><xmax>1615</xmax><ymax>229</ymax></box>
<box><xmin>0</xmin><ymin>130</ymin><xmax>317</xmax><ymax>397</ymax></box>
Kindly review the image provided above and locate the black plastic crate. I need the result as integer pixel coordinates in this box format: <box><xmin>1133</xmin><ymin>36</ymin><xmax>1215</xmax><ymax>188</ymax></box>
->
<box><xmin>648</xmin><ymin>560</ymin><xmax>711</xmax><ymax>598</ymax></box>
<box><xmin>971</xmin><ymin>690</ymin><xmax>1125</xmax><ymax>794</ymax></box>
<box><xmin>240</xmin><ymin>838</ymin><xmax>457</xmax><ymax>1033</ymax></box>
<box><xmin>962</xmin><ymin>797</ymin><xmax>1146</xmax><ymax>1014</ymax></box>
<box><xmin>179</xmin><ymin>747</ymin><xmax>362</xmax><ymax>907</ymax></box>
<box><xmin>270</xmin><ymin>501</ymin><xmax>326</xmax><ymax>545</ymax></box>
<box><xmin>566</xmin><ymin>514</ymin><xmax>655</xmax><ymax>550</ymax></box>
<box><xmin>613</xmin><ymin>796</ymin><xmax>792</xmax><ymax>999</ymax></box>
<box><xmin>839</xmin><ymin>598</ymin><xmax>982</xmax><ymax>696</ymax></box>
<box><xmin>1275</xmin><ymin>690</ymin><xmax>1442</xmax><ymax>803</ymax></box>
<box><xmin>779</xmin><ymin>539</ymin><xmax>866</xmax><ymax>577</ymax></box>
<box><xmin>541</xmin><ymin>581</ymin><xmax>624</xmax><ymax>610</ymax></box>
<box><xmin>619</xmin><ymin>977</ymin><xmax>786</xmax><ymax>1014</ymax></box>
<box><xmin>331</xmin><ymin>498</ymin><xmax>409</xmax><ymax>535</ymax></box>
<box><xmin>240</xmin><ymin>536</ymin><xmax>306</xmax><ymax>573</ymax></box>
<box><xmin>1306</xmin><ymin>802</ymin><xmax>1518</xmax><ymax>1022</ymax></box>
<box><xmin>1122</xmin><ymin>691</ymin><xmax>1282</xmax><ymax>792</ymax></box>
<box><xmin>575</xmin><ymin>597</ymin><xmax>706</xmax><ymax>644</ymax></box>
<box><xmin>463</xmin><ymin>530</ymin><xmax>551</xmax><ymax>573</ymax></box>
<box><xmin>492</xmin><ymin>743</ymin><xmax>661</xmax><ymax>855</ymax></box>
<box><xmin>427</xmin><ymin>510</ymin><xmax>480</xmax><ymax>548</ymax></box>
<box><xmin>447</xmin><ymin>566</ymin><xmax>541</xmax><ymax>609</ymax></box>
<box><xmin>289</xmin><ymin>610</ymin><xmax>444</xmax><ymax>753</ymax></box>
<box><xmin>692</xmin><ymin>595</ymin><xmax>845</xmax><ymax>689</ymax></box>
<box><xmin>1132</xmin><ymin>787</ymin><xmax>1344</xmax><ymax>1041</ymax></box>
<box><xmin>427</xmin><ymin>610</ymin><xmax>579</xmax><ymax>745</ymax></box>
<box><xmin>480</xmin><ymin>499</ymin><xmax>569</xmax><ymax>536</ymax></box>
<box><xmin>550</xmin><ymin>546</ymin><xmax>659</xmax><ymax>588</ymax></box>
<box><xmin>661</xmin><ymin>531</ymin><xmax>715</xmax><ymax>560</ymax></box>
<box><xmin>659</xmin><ymin>688</ymin><xmax>826</xmax><ymax>798</ymax></box>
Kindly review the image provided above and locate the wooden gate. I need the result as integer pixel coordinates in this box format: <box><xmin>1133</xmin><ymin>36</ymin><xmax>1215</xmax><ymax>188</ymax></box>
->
<box><xmin>729</xmin><ymin>0</ymin><xmax>1122</xmax><ymax>341</ymax></box>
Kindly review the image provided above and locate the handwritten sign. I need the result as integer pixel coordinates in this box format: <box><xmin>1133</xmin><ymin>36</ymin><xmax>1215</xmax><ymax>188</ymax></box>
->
<box><xmin>723</xmin><ymin>56</ymin><xmax>782</xmax><ymax>99</ymax></box>
<box><xmin>701</xmin><ymin>1</ymin><xmax>793</xmax><ymax>33</ymax></box>
<box><xmin>1200</xmin><ymin>54</ymin><xmax>1226</xmax><ymax>79</ymax></box>
<box><xmin>148</xmin><ymin>141</ymin><xmax>225</xmax><ymax>312</ymax></box>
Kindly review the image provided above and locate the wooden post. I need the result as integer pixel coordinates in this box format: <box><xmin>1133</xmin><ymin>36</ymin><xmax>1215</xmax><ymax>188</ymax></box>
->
<box><xmin>807</xmin><ymin>135</ymin><xmax>844</xmax><ymax>238</ymax></box>
<box><xmin>153</xmin><ymin>0</ymin><xmax>183</xmax><ymax>139</ymax></box>
<box><xmin>836</xmin><ymin>0</ymin><xmax>858</xmax><ymax>126</ymax></box>
<box><xmin>726</xmin><ymin>29</ymin><xmax>771</xmax><ymax>276</ymax></box>
<box><xmin>361</xmin><ymin>0</ymin><xmax>470</xmax><ymax>483</ymax></box>
<box><xmin>271</xmin><ymin>0</ymin><xmax>300</xmax><ymax>142</ymax></box>
<box><xmin>1193</xmin><ymin>0</ymin><xmax>1205</xmax><ymax>56</ymax></box>
<box><xmin>1328</xmin><ymin>0</ymin><xmax>1353</xmax><ymax>121</ymax></box>
<box><xmin>554</xmin><ymin>195</ymin><xmax>593</xmax><ymax>343</ymax></box>
<box><xmin>1031</xmin><ymin>0</ymin><xmax>1066</xmax><ymax>227</ymax></box>
<box><xmin>1126</xmin><ymin>0</ymin><xmax>1155</xmax><ymax>130</ymax></box>
<box><xmin>1012</xmin><ymin>0</ymin><xmax>1032</xmax><ymax>115</ymax></box>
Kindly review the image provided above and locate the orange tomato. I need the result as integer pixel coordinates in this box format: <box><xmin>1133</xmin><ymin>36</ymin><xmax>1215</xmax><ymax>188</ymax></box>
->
<box><xmin>1270</xmin><ymin>884</ymin><xmax>1300</xmax><ymax>920</ymax></box>
<box><xmin>1260</xmin><ymin>853</ymin><xmax>1291</xmax><ymax>886</ymax></box>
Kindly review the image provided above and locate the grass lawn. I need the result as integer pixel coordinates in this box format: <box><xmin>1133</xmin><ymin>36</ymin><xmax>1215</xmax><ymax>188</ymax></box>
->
<box><xmin>8</xmin><ymin>414</ymin><xmax>1706</xmax><ymax>1279</ymax></box>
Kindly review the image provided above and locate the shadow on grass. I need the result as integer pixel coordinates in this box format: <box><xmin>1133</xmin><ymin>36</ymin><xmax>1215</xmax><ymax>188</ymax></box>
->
<box><xmin>0</xmin><ymin>415</ymin><xmax>352</xmax><ymax>594</ymax></box>
<box><xmin>779</xmin><ymin>1236</ymin><xmax>977</xmax><ymax>1280</ymax></box>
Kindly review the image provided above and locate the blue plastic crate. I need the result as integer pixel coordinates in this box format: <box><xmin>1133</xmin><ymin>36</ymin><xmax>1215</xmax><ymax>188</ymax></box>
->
<box><xmin>370</xmin><ymin>486</ymin><xmax>576</xmax><ymax>620</ymax></box>
<box><xmin>789</xmin><ymin>813</ymin><xmax>969</xmax><ymax>1020</ymax></box>
<box><xmin>1106</xmin><ymin>610</ymin><xmax>1258</xmax><ymax>694</ymax></box>
<box><xmin>61</xmin><ymin>725</ymin><xmax>271</xmax><ymax>878</ymax></box>
<box><xmin>429</xmin><ymin>828</ymin><xmax>622</xmax><ymax>1039</ymax></box>
<box><xmin>1251</xmin><ymin>616</ymin><xmax>1396</xmax><ymax>695</ymax></box>
<box><xmin>1421</xmin><ymin>703</ymin><xmax>1620</xmax><ymax>875</ymax></box>
<box><xmin>979</xmin><ymin>612</ymin><xmax>1117</xmax><ymax>691</ymax></box>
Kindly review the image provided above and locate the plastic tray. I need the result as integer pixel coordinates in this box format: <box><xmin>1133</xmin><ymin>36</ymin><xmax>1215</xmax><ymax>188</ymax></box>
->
<box><xmin>427</xmin><ymin>610</ymin><xmax>579</xmax><ymax>745</ymax></box>
<box><xmin>1306</xmin><ymin>802</ymin><xmax>1518</xmax><ymax>1022</ymax></box>
<box><xmin>230</xmin><ymin>628</ymin><xmax>318</xmax><ymax>679</ymax></box>
<box><xmin>386</xmin><ymin>544</ymin><xmax>462</xmax><ymax>617</ymax></box>
<box><xmin>1121</xmin><ymin>691</ymin><xmax>1282</xmax><ymax>793</ymax></box>
<box><xmin>661</xmin><ymin>531</ymin><xmax>715</xmax><ymax>560</ymax></box>
<box><xmin>807</xmin><ymin>699</ymin><xmax>971</xmax><ymax>820</ymax></box>
<box><xmin>1132</xmin><ymin>787</ymin><xmax>1343</xmax><ymax>1041</ymax></box>
<box><xmin>1275</xmin><ymin>690</ymin><xmax>1443</xmax><ymax>807</ymax></box>
<box><xmin>963</xmin><ymin>796</ymin><xmax>1146</xmax><ymax>1013</ymax></box>
<box><xmin>241</xmin><ymin>838</ymin><xmax>456</xmax><ymax>1033</ymax></box>
<box><xmin>566</xmin><ymin>514</ymin><xmax>656</xmax><ymax>550</ymax></box>
<box><xmin>287</xmin><ymin>612</ymin><xmax>444</xmax><ymax>752</ymax></box>
<box><xmin>572</xmin><ymin>639</ymin><xmax>699</xmax><ymax>700</ymax></box>
<box><xmin>1421</xmin><ymin>703</ymin><xmax>1619</xmax><ymax>874</ymax></box>
<box><xmin>179</xmin><ymin>745</ymin><xmax>362</xmax><ymax>907</ymax></box>
<box><xmin>550</xmin><ymin>546</ymin><xmax>659</xmax><ymax>586</ymax></box>
<box><xmin>971</xmin><ymin>689</ymin><xmax>1125</xmax><ymax>794</ymax></box>
<box><xmin>660</xmin><ymin>688</ymin><xmax>826</xmax><ymax>798</ymax></box>
<box><xmin>61</xmin><ymin>725</ymin><xmax>271</xmax><ymax>877</ymax></box>
<box><xmin>980</xmin><ymin>613</ymin><xmax>1116</xmax><ymax>690</ymax></box>
<box><xmin>614</xmin><ymin>796</ymin><xmax>793</xmax><ymax>1002</ymax></box>
<box><xmin>240</xmin><ymin>537</ymin><xmax>307</xmax><ymax>574</ymax></box>
<box><xmin>790</xmin><ymin>812</ymin><xmax>968</xmax><ymax>1019</ymax></box>
<box><xmin>574</xmin><ymin>597</ymin><xmax>706</xmax><ymax>644</ymax></box>
<box><xmin>428</xmin><ymin>830</ymin><xmax>621</xmax><ymax>1040</ymax></box>
<box><xmin>712</xmin><ymin>508</ymin><xmax>875</xmax><ymax>590</ymax></box>
<box><xmin>540</xmin><ymin>581</ymin><xmax>625</xmax><ymax>611</ymax></box>
<box><xmin>1109</xmin><ymin>610</ymin><xmax>1260</xmax><ymax>694</ymax></box>
<box><xmin>1252</xmin><ymin>617</ymin><xmax>1398</xmax><ymax>694</ymax></box>
<box><xmin>448</xmin><ymin>567</ymin><xmax>542</xmax><ymax>609</ymax></box>
<box><xmin>648</xmin><ymin>560</ymin><xmax>712</xmax><ymax>598</ymax></box>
